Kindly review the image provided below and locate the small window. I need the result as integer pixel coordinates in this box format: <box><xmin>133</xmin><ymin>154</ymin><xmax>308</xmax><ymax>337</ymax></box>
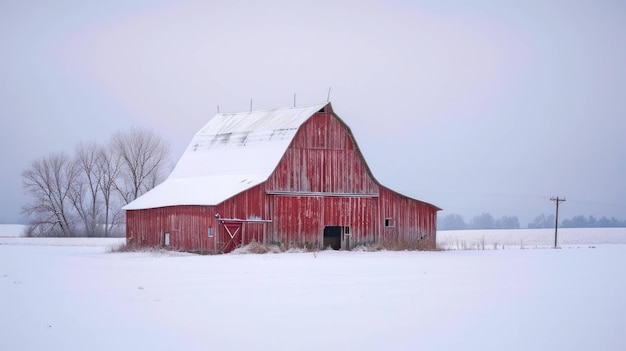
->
<box><xmin>384</xmin><ymin>218</ymin><xmax>395</xmax><ymax>227</ymax></box>
<box><xmin>164</xmin><ymin>232</ymin><xmax>170</xmax><ymax>246</ymax></box>
<box><xmin>208</xmin><ymin>228</ymin><xmax>214</xmax><ymax>238</ymax></box>
<box><xmin>344</xmin><ymin>226</ymin><xmax>350</xmax><ymax>235</ymax></box>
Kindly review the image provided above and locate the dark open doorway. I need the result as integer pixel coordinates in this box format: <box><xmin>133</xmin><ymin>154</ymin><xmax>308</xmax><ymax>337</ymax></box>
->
<box><xmin>323</xmin><ymin>226</ymin><xmax>342</xmax><ymax>250</ymax></box>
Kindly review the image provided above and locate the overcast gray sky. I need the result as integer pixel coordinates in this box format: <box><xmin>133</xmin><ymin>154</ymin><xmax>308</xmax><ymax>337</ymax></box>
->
<box><xmin>2</xmin><ymin>0</ymin><xmax>625</xmax><ymax>225</ymax></box>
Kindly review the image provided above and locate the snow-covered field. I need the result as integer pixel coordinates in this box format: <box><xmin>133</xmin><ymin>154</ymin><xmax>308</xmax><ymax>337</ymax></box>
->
<box><xmin>438</xmin><ymin>227</ymin><xmax>626</xmax><ymax>249</ymax></box>
<box><xmin>2</xmin><ymin>226</ymin><xmax>626</xmax><ymax>350</ymax></box>
<box><xmin>0</xmin><ymin>224</ymin><xmax>28</xmax><ymax>237</ymax></box>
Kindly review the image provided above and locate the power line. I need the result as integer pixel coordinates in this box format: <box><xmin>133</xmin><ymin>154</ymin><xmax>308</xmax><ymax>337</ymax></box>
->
<box><xmin>564</xmin><ymin>198</ymin><xmax>626</xmax><ymax>209</ymax></box>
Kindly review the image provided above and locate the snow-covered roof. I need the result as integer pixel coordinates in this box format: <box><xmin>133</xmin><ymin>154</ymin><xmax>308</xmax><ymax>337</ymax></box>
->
<box><xmin>123</xmin><ymin>103</ymin><xmax>328</xmax><ymax>210</ymax></box>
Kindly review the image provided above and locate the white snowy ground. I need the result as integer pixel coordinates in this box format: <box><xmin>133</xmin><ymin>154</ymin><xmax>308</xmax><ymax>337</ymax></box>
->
<box><xmin>1</xmin><ymin>226</ymin><xmax>626</xmax><ymax>351</ymax></box>
<box><xmin>438</xmin><ymin>227</ymin><xmax>626</xmax><ymax>249</ymax></box>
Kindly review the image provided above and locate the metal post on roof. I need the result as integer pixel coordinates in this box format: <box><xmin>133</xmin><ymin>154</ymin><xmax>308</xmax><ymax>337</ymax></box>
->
<box><xmin>327</xmin><ymin>86</ymin><xmax>332</xmax><ymax>102</ymax></box>
<box><xmin>217</xmin><ymin>105</ymin><xmax>220</xmax><ymax>113</ymax></box>
<box><xmin>250</xmin><ymin>99</ymin><xmax>253</xmax><ymax>112</ymax></box>
<box><xmin>293</xmin><ymin>93</ymin><xmax>296</xmax><ymax>107</ymax></box>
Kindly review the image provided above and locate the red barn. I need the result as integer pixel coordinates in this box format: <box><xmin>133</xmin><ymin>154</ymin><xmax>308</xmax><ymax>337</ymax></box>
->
<box><xmin>124</xmin><ymin>102</ymin><xmax>440</xmax><ymax>253</ymax></box>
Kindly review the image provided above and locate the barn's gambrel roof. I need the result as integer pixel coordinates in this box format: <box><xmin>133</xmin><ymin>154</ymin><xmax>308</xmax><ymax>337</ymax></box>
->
<box><xmin>124</xmin><ymin>102</ymin><xmax>440</xmax><ymax>211</ymax></box>
<box><xmin>124</xmin><ymin>103</ymin><xmax>328</xmax><ymax>210</ymax></box>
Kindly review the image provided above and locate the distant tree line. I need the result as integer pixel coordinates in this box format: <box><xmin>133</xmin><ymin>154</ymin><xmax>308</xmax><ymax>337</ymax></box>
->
<box><xmin>21</xmin><ymin>127</ymin><xmax>170</xmax><ymax>237</ymax></box>
<box><xmin>526</xmin><ymin>213</ymin><xmax>555</xmax><ymax>229</ymax></box>
<box><xmin>527</xmin><ymin>213</ymin><xmax>626</xmax><ymax>228</ymax></box>
<box><xmin>438</xmin><ymin>213</ymin><xmax>520</xmax><ymax>230</ymax></box>
<box><xmin>440</xmin><ymin>212</ymin><xmax>626</xmax><ymax>230</ymax></box>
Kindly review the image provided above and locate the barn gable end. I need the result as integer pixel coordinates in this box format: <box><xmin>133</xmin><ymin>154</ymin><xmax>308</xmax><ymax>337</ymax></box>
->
<box><xmin>124</xmin><ymin>102</ymin><xmax>440</xmax><ymax>253</ymax></box>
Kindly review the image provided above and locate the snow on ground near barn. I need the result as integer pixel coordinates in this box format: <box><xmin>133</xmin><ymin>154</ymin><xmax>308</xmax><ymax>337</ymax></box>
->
<box><xmin>1</xmin><ymin>227</ymin><xmax>626</xmax><ymax>351</ymax></box>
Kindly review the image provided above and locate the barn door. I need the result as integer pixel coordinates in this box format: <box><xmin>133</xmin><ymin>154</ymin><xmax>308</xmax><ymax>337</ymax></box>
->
<box><xmin>323</xmin><ymin>226</ymin><xmax>341</xmax><ymax>250</ymax></box>
<box><xmin>221</xmin><ymin>222</ymin><xmax>242</xmax><ymax>253</ymax></box>
<box><xmin>323</xmin><ymin>226</ymin><xmax>350</xmax><ymax>250</ymax></box>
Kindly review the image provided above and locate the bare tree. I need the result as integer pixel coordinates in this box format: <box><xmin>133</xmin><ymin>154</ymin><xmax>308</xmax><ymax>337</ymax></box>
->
<box><xmin>22</xmin><ymin>127</ymin><xmax>170</xmax><ymax>237</ymax></box>
<box><xmin>111</xmin><ymin>127</ymin><xmax>170</xmax><ymax>204</ymax></box>
<box><xmin>22</xmin><ymin>152</ymin><xmax>79</xmax><ymax>236</ymax></box>
<box><xmin>69</xmin><ymin>142</ymin><xmax>104</xmax><ymax>236</ymax></box>
<box><xmin>98</xmin><ymin>143</ymin><xmax>123</xmax><ymax>237</ymax></box>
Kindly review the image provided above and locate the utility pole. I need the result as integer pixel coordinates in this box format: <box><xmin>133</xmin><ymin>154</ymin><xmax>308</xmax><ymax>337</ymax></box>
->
<box><xmin>550</xmin><ymin>196</ymin><xmax>566</xmax><ymax>248</ymax></box>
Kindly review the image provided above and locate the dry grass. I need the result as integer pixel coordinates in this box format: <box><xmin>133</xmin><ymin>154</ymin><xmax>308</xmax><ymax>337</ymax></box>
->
<box><xmin>109</xmin><ymin>242</ymin><xmax>142</xmax><ymax>253</ymax></box>
<box><xmin>351</xmin><ymin>238</ymin><xmax>441</xmax><ymax>251</ymax></box>
<box><xmin>110</xmin><ymin>238</ymin><xmax>443</xmax><ymax>255</ymax></box>
<box><xmin>108</xmin><ymin>242</ymin><xmax>192</xmax><ymax>256</ymax></box>
<box><xmin>232</xmin><ymin>240</ymin><xmax>283</xmax><ymax>254</ymax></box>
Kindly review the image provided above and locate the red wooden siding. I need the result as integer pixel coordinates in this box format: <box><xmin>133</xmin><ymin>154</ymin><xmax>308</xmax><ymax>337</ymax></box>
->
<box><xmin>126</xmin><ymin>185</ymin><xmax>270</xmax><ymax>253</ymax></box>
<box><xmin>378</xmin><ymin>186</ymin><xmax>438</xmax><ymax>248</ymax></box>
<box><xmin>126</xmin><ymin>205</ymin><xmax>217</xmax><ymax>252</ymax></box>
<box><xmin>266</xmin><ymin>111</ymin><xmax>378</xmax><ymax>195</ymax></box>
<box><xmin>264</xmin><ymin>107</ymin><xmax>383</xmax><ymax>248</ymax></box>
<box><xmin>214</xmin><ymin>184</ymin><xmax>268</xmax><ymax>249</ymax></box>
<box><xmin>270</xmin><ymin>195</ymin><xmax>378</xmax><ymax>248</ymax></box>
